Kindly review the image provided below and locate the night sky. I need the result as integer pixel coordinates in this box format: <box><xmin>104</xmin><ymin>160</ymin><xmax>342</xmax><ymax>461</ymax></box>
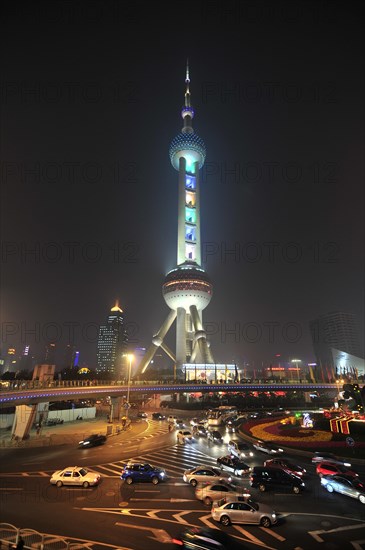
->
<box><xmin>1</xmin><ymin>0</ymin><xmax>364</xmax><ymax>370</ymax></box>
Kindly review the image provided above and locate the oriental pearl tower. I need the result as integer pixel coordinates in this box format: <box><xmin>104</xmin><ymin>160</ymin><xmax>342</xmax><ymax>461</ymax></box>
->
<box><xmin>137</xmin><ymin>62</ymin><xmax>214</xmax><ymax>375</ymax></box>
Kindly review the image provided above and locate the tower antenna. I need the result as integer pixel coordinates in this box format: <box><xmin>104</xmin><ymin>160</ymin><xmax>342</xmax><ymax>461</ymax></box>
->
<box><xmin>185</xmin><ymin>58</ymin><xmax>190</xmax><ymax>107</ymax></box>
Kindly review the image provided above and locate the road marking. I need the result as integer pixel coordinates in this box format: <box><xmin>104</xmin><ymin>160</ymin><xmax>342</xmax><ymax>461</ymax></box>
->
<box><xmin>260</xmin><ymin>527</ymin><xmax>285</xmax><ymax>541</ymax></box>
<box><xmin>199</xmin><ymin>513</ymin><xmax>218</xmax><ymax>529</ymax></box>
<box><xmin>130</xmin><ymin>498</ymin><xmax>195</xmax><ymax>502</ymax></box>
<box><xmin>309</xmin><ymin>522</ymin><xmax>365</xmax><ymax>543</ymax></box>
<box><xmin>172</xmin><ymin>511</ymin><xmax>191</xmax><ymax>524</ymax></box>
<box><xmin>147</xmin><ymin>510</ymin><xmax>161</xmax><ymax>520</ymax></box>
<box><xmin>233</xmin><ymin>526</ymin><xmax>274</xmax><ymax>548</ymax></box>
<box><xmin>351</xmin><ymin>540</ymin><xmax>365</xmax><ymax>550</ymax></box>
<box><xmin>115</xmin><ymin>521</ymin><xmax>170</xmax><ymax>543</ymax></box>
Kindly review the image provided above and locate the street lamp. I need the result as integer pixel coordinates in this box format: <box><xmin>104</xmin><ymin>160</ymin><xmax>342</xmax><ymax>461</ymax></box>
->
<box><xmin>126</xmin><ymin>354</ymin><xmax>134</xmax><ymax>418</ymax></box>
<box><xmin>291</xmin><ymin>359</ymin><xmax>302</xmax><ymax>381</ymax></box>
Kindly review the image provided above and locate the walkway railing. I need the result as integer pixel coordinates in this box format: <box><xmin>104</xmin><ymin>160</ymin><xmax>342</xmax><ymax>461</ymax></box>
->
<box><xmin>0</xmin><ymin>377</ymin><xmax>340</xmax><ymax>391</ymax></box>
<box><xmin>0</xmin><ymin>523</ymin><xmax>128</xmax><ymax>550</ymax></box>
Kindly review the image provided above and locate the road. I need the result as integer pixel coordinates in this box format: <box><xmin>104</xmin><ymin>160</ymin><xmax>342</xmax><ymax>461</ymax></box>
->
<box><xmin>1</xmin><ymin>417</ymin><xmax>365</xmax><ymax>550</ymax></box>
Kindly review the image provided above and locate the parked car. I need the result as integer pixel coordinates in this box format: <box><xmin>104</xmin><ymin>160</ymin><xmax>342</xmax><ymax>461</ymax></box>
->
<box><xmin>264</xmin><ymin>458</ymin><xmax>306</xmax><ymax>477</ymax></box>
<box><xmin>252</xmin><ymin>440</ymin><xmax>284</xmax><ymax>454</ymax></box>
<box><xmin>152</xmin><ymin>412</ymin><xmax>166</xmax><ymax>420</ymax></box>
<box><xmin>137</xmin><ymin>411</ymin><xmax>148</xmax><ymax>419</ymax></box>
<box><xmin>227</xmin><ymin>440</ymin><xmax>254</xmax><ymax>459</ymax></box>
<box><xmin>311</xmin><ymin>452</ymin><xmax>351</xmax><ymax>467</ymax></box>
<box><xmin>211</xmin><ymin>497</ymin><xmax>278</xmax><ymax>528</ymax></box>
<box><xmin>195</xmin><ymin>481</ymin><xmax>251</xmax><ymax>506</ymax></box>
<box><xmin>177</xmin><ymin>430</ymin><xmax>194</xmax><ymax>443</ymax></box>
<box><xmin>316</xmin><ymin>461</ymin><xmax>358</xmax><ymax>478</ymax></box>
<box><xmin>78</xmin><ymin>434</ymin><xmax>107</xmax><ymax>448</ymax></box>
<box><xmin>207</xmin><ymin>430</ymin><xmax>224</xmax><ymax>444</ymax></box>
<box><xmin>171</xmin><ymin>527</ymin><xmax>243</xmax><ymax>550</ymax></box>
<box><xmin>250</xmin><ymin>466</ymin><xmax>305</xmax><ymax>493</ymax></box>
<box><xmin>183</xmin><ymin>465</ymin><xmax>232</xmax><ymax>487</ymax></box>
<box><xmin>50</xmin><ymin>466</ymin><xmax>101</xmax><ymax>487</ymax></box>
<box><xmin>120</xmin><ymin>462</ymin><xmax>167</xmax><ymax>485</ymax></box>
<box><xmin>321</xmin><ymin>474</ymin><xmax>365</xmax><ymax>504</ymax></box>
<box><xmin>217</xmin><ymin>455</ymin><xmax>251</xmax><ymax>476</ymax></box>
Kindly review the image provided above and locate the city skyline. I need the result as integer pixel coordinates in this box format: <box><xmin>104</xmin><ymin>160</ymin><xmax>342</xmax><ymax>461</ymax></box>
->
<box><xmin>1</xmin><ymin>2</ymin><xmax>364</xmax><ymax>372</ymax></box>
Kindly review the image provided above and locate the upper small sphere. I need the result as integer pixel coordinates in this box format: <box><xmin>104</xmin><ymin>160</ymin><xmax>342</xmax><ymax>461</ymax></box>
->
<box><xmin>169</xmin><ymin>132</ymin><xmax>206</xmax><ymax>171</ymax></box>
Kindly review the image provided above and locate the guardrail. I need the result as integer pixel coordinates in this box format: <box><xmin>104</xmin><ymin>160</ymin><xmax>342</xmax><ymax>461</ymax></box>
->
<box><xmin>0</xmin><ymin>378</ymin><xmax>341</xmax><ymax>391</ymax></box>
<box><xmin>0</xmin><ymin>523</ymin><xmax>128</xmax><ymax>550</ymax></box>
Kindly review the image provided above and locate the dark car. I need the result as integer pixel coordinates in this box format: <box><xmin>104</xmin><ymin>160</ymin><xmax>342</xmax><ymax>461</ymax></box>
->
<box><xmin>193</xmin><ymin>425</ymin><xmax>209</xmax><ymax>437</ymax></box>
<box><xmin>152</xmin><ymin>412</ymin><xmax>166</xmax><ymax>420</ymax></box>
<box><xmin>264</xmin><ymin>458</ymin><xmax>306</xmax><ymax>477</ymax></box>
<box><xmin>120</xmin><ymin>462</ymin><xmax>167</xmax><ymax>485</ymax></box>
<box><xmin>78</xmin><ymin>434</ymin><xmax>107</xmax><ymax>447</ymax></box>
<box><xmin>217</xmin><ymin>455</ymin><xmax>251</xmax><ymax>476</ymax></box>
<box><xmin>250</xmin><ymin>466</ymin><xmax>305</xmax><ymax>494</ymax></box>
<box><xmin>172</xmin><ymin>527</ymin><xmax>247</xmax><ymax>550</ymax></box>
<box><xmin>207</xmin><ymin>430</ymin><xmax>224</xmax><ymax>444</ymax></box>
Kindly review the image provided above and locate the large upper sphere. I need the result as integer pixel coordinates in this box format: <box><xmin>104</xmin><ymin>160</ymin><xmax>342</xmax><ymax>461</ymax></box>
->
<box><xmin>162</xmin><ymin>265</ymin><xmax>213</xmax><ymax>311</ymax></box>
<box><xmin>169</xmin><ymin>132</ymin><xmax>206</xmax><ymax>171</ymax></box>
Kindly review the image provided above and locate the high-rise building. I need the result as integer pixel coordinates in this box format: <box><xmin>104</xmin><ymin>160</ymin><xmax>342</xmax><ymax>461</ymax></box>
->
<box><xmin>63</xmin><ymin>344</ymin><xmax>76</xmax><ymax>369</ymax></box>
<box><xmin>44</xmin><ymin>342</ymin><xmax>56</xmax><ymax>365</ymax></box>
<box><xmin>96</xmin><ymin>300</ymin><xmax>128</xmax><ymax>377</ymax></box>
<box><xmin>19</xmin><ymin>345</ymin><xmax>34</xmax><ymax>371</ymax></box>
<box><xmin>137</xmin><ymin>63</ymin><xmax>215</xmax><ymax>376</ymax></box>
<box><xmin>309</xmin><ymin>311</ymin><xmax>361</xmax><ymax>370</ymax></box>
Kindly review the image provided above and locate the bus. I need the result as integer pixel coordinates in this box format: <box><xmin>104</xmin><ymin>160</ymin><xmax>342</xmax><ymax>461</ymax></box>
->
<box><xmin>206</xmin><ymin>406</ymin><xmax>237</xmax><ymax>426</ymax></box>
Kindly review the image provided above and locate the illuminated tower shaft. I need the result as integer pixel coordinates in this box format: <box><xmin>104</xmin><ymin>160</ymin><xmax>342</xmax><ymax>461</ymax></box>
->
<box><xmin>137</xmin><ymin>63</ymin><xmax>214</xmax><ymax>375</ymax></box>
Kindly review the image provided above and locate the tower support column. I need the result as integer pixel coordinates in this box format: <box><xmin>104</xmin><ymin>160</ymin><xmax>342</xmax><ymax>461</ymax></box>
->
<box><xmin>176</xmin><ymin>307</ymin><xmax>187</xmax><ymax>367</ymax></box>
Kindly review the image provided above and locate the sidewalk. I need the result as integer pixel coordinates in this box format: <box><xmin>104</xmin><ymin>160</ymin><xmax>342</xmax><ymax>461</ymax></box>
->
<box><xmin>0</xmin><ymin>414</ymin><xmax>144</xmax><ymax>448</ymax></box>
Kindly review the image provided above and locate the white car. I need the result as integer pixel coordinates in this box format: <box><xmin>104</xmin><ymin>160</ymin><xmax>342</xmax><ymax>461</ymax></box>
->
<box><xmin>177</xmin><ymin>430</ymin><xmax>194</xmax><ymax>443</ymax></box>
<box><xmin>211</xmin><ymin>498</ymin><xmax>278</xmax><ymax>527</ymax></box>
<box><xmin>227</xmin><ymin>440</ymin><xmax>254</xmax><ymax>459</ymax></box>
<box><xmin>50</xmin><ymin>466</ymin><xmax>101</xmax><ymax>487</ymax></box>
<box><xmin>183</xmin><ymin>465</ymin><xmax>232</xmax><ymax>487</ymax></box>
<box><xmin>252</xmin><ymin>440</ymin><xmax>284</xmax><ymax>454</ymax></box>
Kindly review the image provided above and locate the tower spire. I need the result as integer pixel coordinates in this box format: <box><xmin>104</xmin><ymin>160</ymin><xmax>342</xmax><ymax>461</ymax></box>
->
<box><xmin>185</xmin><ymin>59</ymin><xmax>190</xmax><ymax>107</ymax></box>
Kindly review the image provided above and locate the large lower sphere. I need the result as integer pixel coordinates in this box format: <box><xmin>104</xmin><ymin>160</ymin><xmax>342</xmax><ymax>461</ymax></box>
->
<box><xmin>162</xmin><ymin>266</ymin><xmax>213</xmax><ymax>311</ymax></box>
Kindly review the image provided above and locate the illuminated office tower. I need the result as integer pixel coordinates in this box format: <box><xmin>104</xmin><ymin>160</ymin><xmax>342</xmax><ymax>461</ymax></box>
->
<box><xmin>96</xmin><ymin>301</ymin><xmax>128</xmax><ymax>377</ymax></box>
<box><xmin>137</xmin><ymin>63</ymin><xmax>214</xmax><ymax>375</ymax></box>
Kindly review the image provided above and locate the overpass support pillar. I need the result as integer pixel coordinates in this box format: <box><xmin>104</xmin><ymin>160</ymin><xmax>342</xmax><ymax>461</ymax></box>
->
<box><xmin>110</xmin><ymin>397</ymin><xmax>125</xmax><ymax>421</ymax></box>
<box><xmin>304</xmin><ymin>392</ymin><xmax>312</xmax><ymax>403</ymax></box>
<box><xmin>12</xmin><ymin>404</ymin><xmax>37</xmax><ymax>440</ymax></box>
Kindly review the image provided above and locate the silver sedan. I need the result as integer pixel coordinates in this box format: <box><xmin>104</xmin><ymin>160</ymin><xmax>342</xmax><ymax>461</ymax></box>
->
<box><xmin>321</xmin><ymin>474</ymin><xmax>365</xmax><ymax>504</ymax></box>
<box><xmin>183</xmin><ymin>465</ymin><xmax>232</xmax><ymax>487</ymax></box>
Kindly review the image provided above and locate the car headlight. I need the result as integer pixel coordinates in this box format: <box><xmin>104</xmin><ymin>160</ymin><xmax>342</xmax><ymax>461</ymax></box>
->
<box><xmin>272</xmin><ymin>513</ymin><xmax>276</xmax><ymax>518</ymax></box>
<box><xmin>344</xmin><ymin>462</ymin><xmax>351</xmax><ymax>468</ymax></box>
<box><xmin>79</xmin><ymin>441</ymin><xmax>84</xmax><ymax>444</ymax></box>
<box><xmin>301</xmin><ymin>482</ymin><xmax>305</xmax><ymax>486</ymax></box>
<box><xmin>160</xmin><ymin>472</ymin><xmax>165</xmax><ymax>477</ymax></box>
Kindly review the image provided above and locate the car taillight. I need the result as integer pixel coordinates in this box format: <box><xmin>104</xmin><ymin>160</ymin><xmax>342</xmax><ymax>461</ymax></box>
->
<box><xmin>171</xmin><ymin>539</ymin><xmax>183</xmax><ymax>546</ymax></box>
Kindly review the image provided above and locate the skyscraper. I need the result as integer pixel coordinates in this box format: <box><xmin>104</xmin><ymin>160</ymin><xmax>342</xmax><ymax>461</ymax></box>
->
<box><xmin>44</xmin><ymin>342</ymin><xmax>56</xmax><ymax>365</ymax></box>
<box><xmin>96</xmin><ymin>301</ymin><xmax>128</xmax><ymax>377</ymax></box>
<box><xmin>137</xmin><ymin>63</ymin><xmax>214</xmax><ymax>375</ymax></box>
<box><xmin>309</xmin><ymin>311</ymin><xmax>361</xmax><ymax>370</ymax></box>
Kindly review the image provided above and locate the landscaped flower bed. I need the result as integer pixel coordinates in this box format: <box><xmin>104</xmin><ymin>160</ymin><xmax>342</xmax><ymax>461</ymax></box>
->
<box><xmin>240</xmin><ymin>418</ymin><xmax>365</xmax><ymax>449</ymax></box>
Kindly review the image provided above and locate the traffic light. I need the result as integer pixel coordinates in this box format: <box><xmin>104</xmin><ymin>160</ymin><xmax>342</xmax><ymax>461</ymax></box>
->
<box><xmin>342</xmin><ymin>383</ymin><xmax>364</xmax><ymax>414</ymax></box>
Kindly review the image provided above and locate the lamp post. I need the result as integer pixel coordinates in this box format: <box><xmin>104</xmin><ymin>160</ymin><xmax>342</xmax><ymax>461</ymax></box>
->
<box><xmin>291</xmin><ymin>359</ymin><xmax>302</xmax><ymax>381</ymax></box>
<box><xmin>126</xmin><ymin>354</ymin><xmax>134</xmax><ymax>419</ymax></box>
